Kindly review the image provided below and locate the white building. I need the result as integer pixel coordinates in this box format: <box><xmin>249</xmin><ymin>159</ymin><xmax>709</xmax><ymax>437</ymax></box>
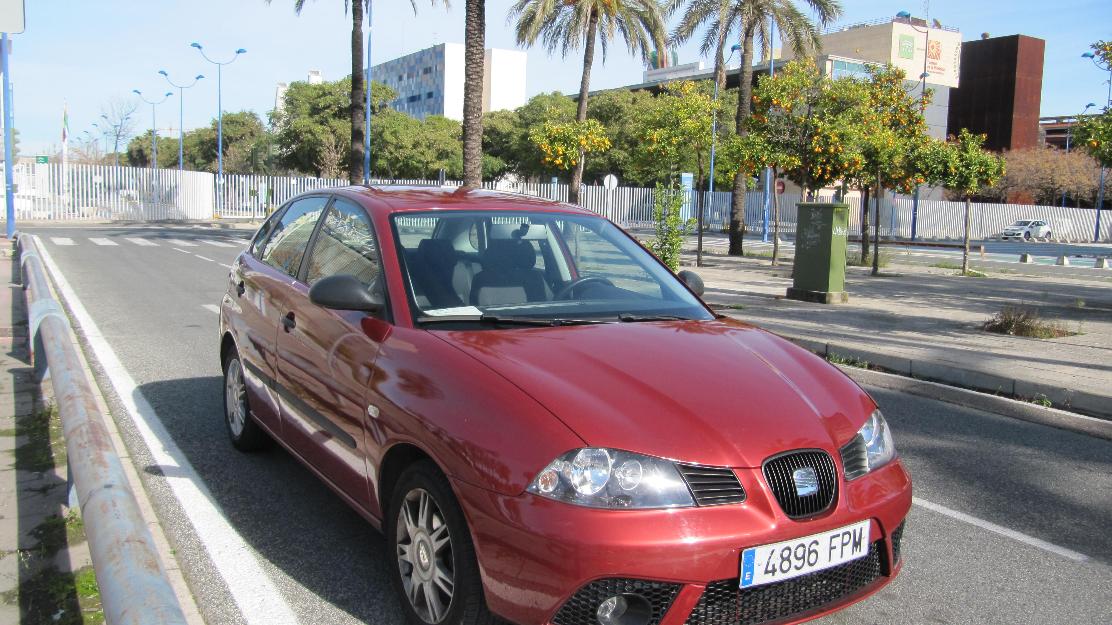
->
<box><xmin>274</xmin><ymin>70</ymin><xmax>324</xmax><ymax>115</ymax></box>
<box><xmin>371</xmin><ymin>43</ymin><xmax>527</xmax><ymax>121</ymax></box>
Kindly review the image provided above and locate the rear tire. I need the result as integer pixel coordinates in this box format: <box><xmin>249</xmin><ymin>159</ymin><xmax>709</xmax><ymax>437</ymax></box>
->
<box><xmin>222</xmin><ymin>352</ymin><xmax>271</xmax><ymax>452</ymax></box>
<box><xmin>386</xmin><ymin>460</ymin><xmax>494</xmax><ymax>625</ymax></box>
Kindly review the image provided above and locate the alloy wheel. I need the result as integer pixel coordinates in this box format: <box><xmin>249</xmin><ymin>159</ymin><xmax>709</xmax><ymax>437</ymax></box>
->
<box><xmin>396</xmin><ymin>488</ymin><xmax>455</xmax><ymax>623</ymax></box>
<box><xmin>224</xmin><ymin>359</ymin><xmax>247</xmax><ymax>437</ymax></box>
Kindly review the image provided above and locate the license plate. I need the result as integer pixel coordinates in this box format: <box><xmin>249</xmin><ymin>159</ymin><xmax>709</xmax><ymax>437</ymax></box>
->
<box><xmin>740</xmin><ymin>520</ymin><xmax>871</xmax><ymax>588</ymax></box>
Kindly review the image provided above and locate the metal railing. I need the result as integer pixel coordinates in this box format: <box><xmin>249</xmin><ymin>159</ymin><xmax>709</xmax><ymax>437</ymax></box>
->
<box><xmin>18</xmin><ymin>233</ymin><xmax>188</xmax><ymax>625</ymax></box>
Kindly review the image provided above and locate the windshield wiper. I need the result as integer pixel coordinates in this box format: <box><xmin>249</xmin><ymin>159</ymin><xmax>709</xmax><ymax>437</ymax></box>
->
<box><xmin>417</xmin><ymin>314</ymin><xmax>608</xmax><ymax>327</ymax></box>
<box><xmin>617</xmin><ymin>313</ymin><xmax>692</xmax><ymax>322</ymax></box>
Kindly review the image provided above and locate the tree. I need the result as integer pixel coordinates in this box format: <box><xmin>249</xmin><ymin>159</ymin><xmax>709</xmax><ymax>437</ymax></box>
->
<box><xmin>920</xmin><ymin>129</ymin><xmax>1005</xmax><ymax>274</ymax></box>
<box><xmin>483</xmin><ymin>92</ymin><xmax>577</xmax><ymax>181</ymax></box>
<box><xmin>528</xmin><ymin>117</ymin><xmax>610</xmax><ymax>172</ymax></box>
<box><xmin>126</xmin><ymin>132</ymin><xmax>179</xmax><ymax>168</ymax></box>
<box><xmin>270</xmin><ymin>0</ymin><xmax>442</xmax><ymax>184</ymax></box>
<box><xmin>100</xmin><ymin>97</ymin><xmax>138</xmax><ymax>166</ymax></box>
<box><xmin>993</xmin><ymin>147</ymin><xmax>1102</xmax><ymax>206</ymax></box>
<box><xmin>635</xmin><ymin>81</ymin><xmax>722</xmax><ymax>265</ymax></box>
<box><xmin>585</xmin><ymin>88</ymin><xmax>656</xmax><ymax>185</ymax></box>
<box><xmin>510</xmin><ymin>0</ymin><xmax>668</xmax><ymax>205</ymax></box>
<box><xmin>462</xmin><ymin>0</ymin><xmax>484</xmax><ymax>188</ymax></box>
<box><xmin>272</xmin><ymin>75</ymin><xmax>396</xmax><ymax>176</ymax></box>
<box><xmin>699</xmin><ymin>0</ymin><xmax>841</xmax><ymax>256</ymax></box>
<box><xmin>1073</xmin><ymin>106</ymin><xmax>1112</xmax><ymax>169</ymax></box>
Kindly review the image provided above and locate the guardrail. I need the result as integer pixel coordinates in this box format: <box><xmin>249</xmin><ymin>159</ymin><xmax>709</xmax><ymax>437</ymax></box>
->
<box><xmin>18</xmin><ymin>233</ymin><xmax>188</xmax><ymax>625</ymax></box>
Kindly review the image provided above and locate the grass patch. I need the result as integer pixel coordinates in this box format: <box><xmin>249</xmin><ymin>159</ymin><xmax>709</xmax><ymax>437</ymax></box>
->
<box><xmin>1029</xmin><ymin>394</ymin><xmax>1053</xmax><ymax>408</ymax></box>
<box><xmin>982</xmin><ymin>306</ymin><xmax>1075</xmax><ymax>339</ymax></box>
<box><xmin>931</xmin><ymin>261</ymin><xmax>962</xmax><ymax>270</ymax></box>
<box><xmin>0</xmin><ymin>565</ymin><xmax>104</xmax><ymax>625</ymax></box>
<box><xmin>826</xmin><ymin>353</ymin><xmax>870</xmax><ymax>368</ymax></box>
<box><xmin>846</xmin><ymin>250</ymin><xmax>892</xmax><ymax>268</ymax></box>
<box><xmin>744</xmin><ymin>250</ymin><xmax>773</xmax><ymax>259</ymax></box>
<box><xmin>960</xmin><ymin>269</ymin><xmax>988</xmax><ymax>278</ymax></box>
<box><xmin>13</xmin><ymin>403</ymin><xmax>65</xmax><ymax>473</ymax></box>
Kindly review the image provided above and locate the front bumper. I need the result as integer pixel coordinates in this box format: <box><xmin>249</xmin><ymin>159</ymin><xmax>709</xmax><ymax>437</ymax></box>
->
<box><xmin>452</xmin><ymin>458</ymin><xmax>912</xmax><ymax>625</ymax></box>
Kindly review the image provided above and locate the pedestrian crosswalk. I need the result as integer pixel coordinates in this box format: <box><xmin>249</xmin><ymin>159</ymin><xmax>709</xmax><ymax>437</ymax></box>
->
<box><xmin>48</xmin><ymin>235</ymin><xmax>249</xmax><ymax>248</ymax></box>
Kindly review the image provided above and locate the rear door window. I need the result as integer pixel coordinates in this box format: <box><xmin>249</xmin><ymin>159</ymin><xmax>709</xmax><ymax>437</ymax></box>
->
<box><xmin>258</xmin><ymin>195</ymin><xmax>331</xmax><ymax>278</ymax></box>
<box><xmin>303</xmin><ymin>199</ymin><xmax>381</xmax><ymax>287</ymax></box>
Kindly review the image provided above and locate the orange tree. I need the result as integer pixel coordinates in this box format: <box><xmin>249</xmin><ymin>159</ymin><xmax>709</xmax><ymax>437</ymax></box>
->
<box><xmin>919</xmin><ymin>129</ymin><xmax>1005</xmax><ymax>274</ymax></box>
<box><xmin>747</xmin><ymin>59</ymin><xmax>867</xmax><ymax>263</ymax></box>
<box><xmin>528</xmin><ymin>116</ymin><xmax>611</xmax><ymax>171</ymax></box>
<box><xmin>633</xmin><ymin>80</ymin><xmax>725</xmax><ymax>266</ymax></box>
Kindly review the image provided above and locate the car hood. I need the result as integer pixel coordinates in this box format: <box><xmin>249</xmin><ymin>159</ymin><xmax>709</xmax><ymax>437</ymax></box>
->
<box><xmin>433</xmin><ymin>318</ymin><xmax>875</xmax><ymax>467</ymax></box>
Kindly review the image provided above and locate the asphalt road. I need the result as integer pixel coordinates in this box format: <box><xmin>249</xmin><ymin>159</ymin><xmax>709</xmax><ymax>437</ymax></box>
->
<box><xmin>24</xmin><ymin>224</ymin><xmax>1112</xmax><ymax>625</ymax></box>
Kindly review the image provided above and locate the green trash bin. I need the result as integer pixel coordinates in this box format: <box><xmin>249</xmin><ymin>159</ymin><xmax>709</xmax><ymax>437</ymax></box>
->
<box><xmin>786</xmin><ymin>202</ymin><xmax>849</xmax><ymax>304</ymax></box>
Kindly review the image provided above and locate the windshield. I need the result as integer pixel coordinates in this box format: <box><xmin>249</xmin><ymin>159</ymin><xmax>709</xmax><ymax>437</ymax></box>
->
<box><xmin>1011</xmin><ymin>220</ymin><xmax>1033</xmax><ymax>227</ymax></box>
<box><xmin>391</xmin><ymin>210</ymin><xmax>713</xmax><ymax>326</ymax></box>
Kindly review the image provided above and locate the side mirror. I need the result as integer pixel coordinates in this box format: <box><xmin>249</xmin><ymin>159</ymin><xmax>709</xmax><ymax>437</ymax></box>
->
<box><xmin>309</xmin><ymin>274</ymin><xmax>383</xmax><ymax>312</ymax></box>
<box><xmin>677</xmin><ymin>270</ymin><xmax>705</xmax><ymax>297</ymax></box>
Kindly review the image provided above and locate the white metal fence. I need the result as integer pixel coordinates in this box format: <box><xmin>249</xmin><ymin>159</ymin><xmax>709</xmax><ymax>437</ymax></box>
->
<box><xmin>5</xmin><ymin>162</ymin><xmax>1110</xmax><ymax>242</ymax></box>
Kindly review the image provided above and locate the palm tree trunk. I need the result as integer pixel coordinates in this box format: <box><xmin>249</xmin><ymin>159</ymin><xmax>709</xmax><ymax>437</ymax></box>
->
<box><xmin>569</xmin><ymin>10</ymin><xmax>599</xmax><ymax>205</ymax></box>
<box><xmin>696</xmin><ymin>164</ymin><xmax>705</xmax><ymax>267</ymax></box>
<box><xmin>728</xmin><ymin>20</ymin><xmax>755</xmax><ymax>256</ymax></box>
<box><xmin>349</xmin><ymin>0</ymin><xmax>365</xmax><ymax>185</ymax></box>
<box><xmin>462</xmin><ymin>0</ymin><xmax>485</xmax><ymax>189</ymax></box>
<box><xmin>713</xmin><ymin>28</ymin><xmax>727</xmax><ymax>93</ymax></box>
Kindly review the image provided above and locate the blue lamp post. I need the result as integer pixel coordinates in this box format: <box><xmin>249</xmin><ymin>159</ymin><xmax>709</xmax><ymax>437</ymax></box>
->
<box><xmin>191</xmin><ymin>43</ymin><xmax>246</xmax><ymax>211</ymax></box>
<box><xmin>1082</xmin><ymin>50</ymin><xmax>1110</xmax><ymax>241</ymax></box>
<box><xmin>159</xmin><ymin>70</ymin><xmax>204</xmax><ymax>172</ymax></box>
<box><xmin>133</xmin><ymin>90</ymin><xmax>173</xmax><ymax>168</ymax></box>
<box><xmin>898</xmin><ymin>10</ymin><xmax>933</xmax><ymax>241</ymax></box>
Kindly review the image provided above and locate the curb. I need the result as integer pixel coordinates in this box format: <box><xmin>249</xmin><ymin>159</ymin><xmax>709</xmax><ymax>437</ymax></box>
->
<box><xmin>777</xmin><ymin>334</ymin><xmax>1112</xmax><ymax>433</ymax></box>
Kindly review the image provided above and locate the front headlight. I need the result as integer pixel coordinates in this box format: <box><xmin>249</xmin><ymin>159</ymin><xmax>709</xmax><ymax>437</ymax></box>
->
<box><xmin>527</xmin><ymin>448</ymin><xmax>696</xmax><ymax>509</ymax></box>
<box><xmin>841</xmin><ymin>410</ymin><xmax>896</xmax><ymax>480</ymax></box>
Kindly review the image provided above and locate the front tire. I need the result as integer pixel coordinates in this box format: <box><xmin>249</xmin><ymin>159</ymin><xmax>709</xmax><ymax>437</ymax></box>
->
<box><xmin>386</xmin><ymin>461</ymin><xmax>493</xmax><ymax>625</ymax></box>
<box><xmin>222</xmin><ymin>353</ymin><xmax>271</xmax><ymax>451</ymax></box>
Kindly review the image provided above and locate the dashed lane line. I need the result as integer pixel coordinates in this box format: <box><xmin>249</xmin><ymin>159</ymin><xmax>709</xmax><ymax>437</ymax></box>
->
<box><xmin>125</xmin><ymin>237</ymin><xmax>159</xmax><ymax>247</ymax></box>
<box><xmin>194</xmin><ymin>255</ymin><xmax>216</xmax><ymax>263</ymax></box>
<box><xmin>36</xmin><ymin>239</ymin><xmax>299</xmax><ymax>625</ymax></box>
<box><xmin>201</xmin><ymin>304</ymin><xmax>220</xmax><ymax>314</ymax></box>
<box><xmin>162</xmin><ymin>238</ymin><xmax>197</xmax><ymax>247</ymax></box>
<box><xmin>200</xmin><ymin>240</ymin><xmax>237</xmax><ymax>248</ymax></box>
<box><xmin>174</xmin><ymin>248</ymin><xmax>192</xmax><ymax>254</ymax></box>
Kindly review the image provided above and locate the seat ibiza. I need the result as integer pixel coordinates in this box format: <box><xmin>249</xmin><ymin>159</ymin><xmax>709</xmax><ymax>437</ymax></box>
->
<box><xmin>218</xmin><ymin>186</ymin><xmax>911</xmax><ymax>625</ymax></box>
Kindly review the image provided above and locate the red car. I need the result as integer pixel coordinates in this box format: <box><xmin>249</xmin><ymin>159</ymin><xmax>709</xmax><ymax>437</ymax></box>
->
<box><xmin>218</xmin><ymin>187</ymin><xmax>911</xmax><ymax>625</ymax></box>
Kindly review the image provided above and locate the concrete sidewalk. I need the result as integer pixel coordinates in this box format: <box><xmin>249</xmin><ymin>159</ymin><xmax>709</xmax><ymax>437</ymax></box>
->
<box><xmin>684</xmin><ymin>250</ymin><xmax>1112</xmax><ymax>419</ymax></box>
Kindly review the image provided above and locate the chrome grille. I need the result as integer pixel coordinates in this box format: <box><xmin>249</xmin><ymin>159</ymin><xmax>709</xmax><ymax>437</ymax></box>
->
<box><xmin>762</xmin><ymin>450</ymin><xmax>837</xmax><ymax>518</ymax></box>
<box><xmin>677</xmin><ymin>464</ymin><xmax>746</xmax><ymax>506</ymax></box>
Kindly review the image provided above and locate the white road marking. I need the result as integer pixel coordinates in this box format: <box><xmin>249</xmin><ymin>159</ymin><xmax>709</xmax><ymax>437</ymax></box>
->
<box><xmin>89</xmin><ymin>237</ymin><xmax>118</xmax><ymax>246</ymax></box>
<box><xmin>200</xmin><ymin>239</ymin><xmax>236</xmax><ymax>248</ymax></box>
<box><xmin>913</xmin><ymin>497</ymin><xmax>1089</xmax><ymax>562</ymax></box>
<box><xmin>173</xmin><ymin>248</ymin><xmax>192</xmax><ymax>254</ymax></box>
<box><xmin>36</xmin><ymin>243</ymin><xmax>299</xmax><ymax>625</ymax></box>
<box><xmin>221</xmin><ymin>264</ymin><xmax>234</xmax><ymax>270</ymax></box>
<box><xmin>125</xmin><ymin>237</ymin><xmax>159</xmax><ymax>247</ymax></box>
<box><xmin>194</xmin><ymin>255</ymin><xmax>216</xmax><ymax>263</ymax></box>
<box><xmin>50</xmin><ymin>237</ymin><xmax>75</xmax><ymax>246</ymax></box>
<box><xmin>163</xmin><ymin>238</ymin><xmax>197</xmax><ymax>247</ymax></box>
<box><xmin>201</xmin><ymin>304</ymin><xmax>220</xmax><ymax>314</ymax></box>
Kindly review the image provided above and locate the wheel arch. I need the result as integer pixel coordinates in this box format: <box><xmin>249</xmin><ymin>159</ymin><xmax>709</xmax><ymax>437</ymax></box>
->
<box><xmin>377</xmin><ymin>441</ymin><xmax>436</xmax><ymax>519</ymax></box>
<box><xmin>220</xmin><ymin>331</ymin><xmax>237</xmax><ymax>369</ymax></box>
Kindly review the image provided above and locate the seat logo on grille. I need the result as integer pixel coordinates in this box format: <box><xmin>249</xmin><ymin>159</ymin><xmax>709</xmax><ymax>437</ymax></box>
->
<box><xmin>792</xmin><ymin>467</ymin><xmax>819</xmax><ymax>497</ymax></box>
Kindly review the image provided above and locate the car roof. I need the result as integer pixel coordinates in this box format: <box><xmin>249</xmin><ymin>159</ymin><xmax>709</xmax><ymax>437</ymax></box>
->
<box><xmin>324</xmin><ymin>185</ymin><xmax>598</xmax><ymax>218</ymax></box>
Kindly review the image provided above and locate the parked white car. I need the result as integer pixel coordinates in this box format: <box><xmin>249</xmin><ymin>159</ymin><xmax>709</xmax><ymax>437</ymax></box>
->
<box><xmin>1001</xmin><ymin>219</ymin><xmax>1052</xmax><ymax>240</ymax></box>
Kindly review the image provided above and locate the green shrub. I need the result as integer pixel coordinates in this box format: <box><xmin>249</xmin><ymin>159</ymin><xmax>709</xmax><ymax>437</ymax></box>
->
<box><xmin>648</xmin><ymin>184</ymin><xmax>696</xmax><ymax>272</ymax></box>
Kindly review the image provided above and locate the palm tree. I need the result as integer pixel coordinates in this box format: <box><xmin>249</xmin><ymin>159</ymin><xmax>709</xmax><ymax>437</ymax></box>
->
<box><xmin>510</xmin><ymin>0</ymin><xmax>668</xmax><ymax>205</ymax></box>
<box><xmin>271</xmin><ymin>0</ymin><xmax>443</xmax><ymax>185</ymax></box>
<box><xmin>462</xmin><ymin>0</ymin><xmax>485</xmax><ymax>188</ymax></box>
<box><xmin>674</xmin><ymin>0</ymin><xmax>840</xmax><ymax>254</ymax></box>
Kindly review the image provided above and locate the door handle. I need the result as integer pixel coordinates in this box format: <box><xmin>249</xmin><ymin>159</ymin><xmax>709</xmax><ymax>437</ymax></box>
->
<box><xmin>282</xmin><ymin>312</ymin><xmax>296</xmax><ymax>332</ymax></box>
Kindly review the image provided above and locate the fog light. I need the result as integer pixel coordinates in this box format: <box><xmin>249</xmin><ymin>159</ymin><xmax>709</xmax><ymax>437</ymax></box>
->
<box><xmin>597</xmin><ymin>594</ymin><xmax>651</xmax><ymax>625</ymax></box>
<box><xmin>596</xmin><ymin>595</ymin><xmax>627</xmax><ymax>625</ymax></box>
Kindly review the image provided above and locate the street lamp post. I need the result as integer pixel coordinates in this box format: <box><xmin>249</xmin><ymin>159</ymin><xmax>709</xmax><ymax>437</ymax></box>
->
<box><xmin>1082</xmin><ymin>50</ymin><xmax>1111</xmax><ymax>242</ymax></box>
<box><xmin>898</xmin><ymin>11</ymin><xmax>933</xmax><ymax>241</ymax></box>
<box><xmin>762</xmin><ymin>19</ymin><xmax>777</xmax><ymax>244</ymax></box>
<box><xmin>159</xmin><ymin>70</ymin><xmax>204</xmax><ymax>172</ymax></box>
<box><xmin>1062</xmin><ymin>103</ymin><xmax>1096</xmax><ymax>207</ymax></box>
<box><xmin>191</xmin><ymin>43</ymin><xmax>246</xmax><ymax>212</ymax></box>
<box><xmin>132</xmin><ymin>90</ymin><xmax>173</xmax><ymax>168</ymax></box>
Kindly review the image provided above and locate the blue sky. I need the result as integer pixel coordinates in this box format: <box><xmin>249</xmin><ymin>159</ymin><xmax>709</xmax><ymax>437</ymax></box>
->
<box><xmin>7</xmin><ymin>0</ymin><xmax>1110</xmax><ymax>154</ymax></box>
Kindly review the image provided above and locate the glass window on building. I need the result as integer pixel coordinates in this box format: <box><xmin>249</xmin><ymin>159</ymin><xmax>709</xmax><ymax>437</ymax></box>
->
<box><xmin>422</xmin><ymin>67</ymin><xmax>432</xmax><ymax>75</ymax></box>
<box><xmin>426</xmin><ymin>92</ymin><xmax>434</xmax><ymax>99</ymax></box>
<box><xmin>830</xmin><ymin>59</ymin><xmax>871</xmax><ymax>80</ymax></box>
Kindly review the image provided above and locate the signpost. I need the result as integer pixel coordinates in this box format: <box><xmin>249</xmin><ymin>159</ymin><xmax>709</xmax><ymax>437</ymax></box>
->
<box><xmin>35</xmin><ymin>155</ymin><xmax>47</xmax><ymax>164</ymax></box>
